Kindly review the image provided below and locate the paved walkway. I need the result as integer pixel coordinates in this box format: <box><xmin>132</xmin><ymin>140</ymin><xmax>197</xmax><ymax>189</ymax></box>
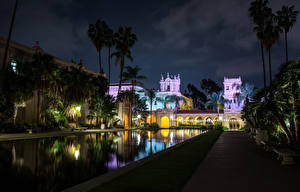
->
<box><xmin>183</xmin><ymin>131</ymin><xmax>300</xmax><ymax>192</ymax></box>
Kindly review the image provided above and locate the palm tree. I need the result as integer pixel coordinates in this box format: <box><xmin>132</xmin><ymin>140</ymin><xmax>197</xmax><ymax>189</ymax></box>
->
<box><xmin>104</xmin><ymin>25</ymin><xmax>115</xmax><ymax>83</ymax></box>
<box><xmin>88</xmin><ymin>19</ymin><xmax>107</xmax><ymax>74</ymax></box>
<box><xmin>237</xmin><ymin>83</ymin><xmax>257</xmax><ymax>103</ymax></box>
<box><xmin>249</xmin><ymin>0</ymin><xmax>269</xmax><ymax>88</ymax></box>
<box><xmin>262</xmin><ymin>13</ymin><xmax>282</xmax><ymax>83</ymax></box>
<box><xmin>276</xmin><ymin>6</ymin><xmax>299</xmax><ymax>64</ymax></box>
<box><xmin>122</xmin><ymin>65</ymin><xmax>146</xmax><ymax>127</ymax></box>
<box><xmin>145</xmin><ymin>89</ymin><xmax>156</xmax><ymax>126</ymax></box>
<box><xmin>112</xmin><ymin>26</ymin><xmax>137</xmax><ymax>95</ymax></box>
<box><xmin>156</xmin><ymin>95</ymin><xmax>186</xmax><ymax>110</ymax></box>
<box><xmin>205</xmin><ymin>91</ymin><xmax>227</xmax><ymax>115</ymax></box>
<box><xmin>30</xmin><ymin>53</ymin><xmax>58</xmax><ymax>126</ymax></box>
<box><xmin>122</xmin><ymin>65</ymin><xmax>147</xmax><ymax>90</ymax></box>
<box><xmin>1</xmin><ymin>0</ymin><xmax>18</xmax><ymax>93</ymax></box>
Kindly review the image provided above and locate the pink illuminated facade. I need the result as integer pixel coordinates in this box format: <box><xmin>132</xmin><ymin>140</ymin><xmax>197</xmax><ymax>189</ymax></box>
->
<box><xmin>223</xmin><ymin>76</ymin><xmax>244</xmax><ymax>113</ymax></box>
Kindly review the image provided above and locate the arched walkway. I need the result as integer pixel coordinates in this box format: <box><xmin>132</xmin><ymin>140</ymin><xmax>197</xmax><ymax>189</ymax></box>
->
<box><xmin>194</xmin><ymin>116</ymin><xmax>202</xmax><ymax>125</ymax></box>
<box><xmin>229</xmin><ymin>118</ymin><xmax>240</xmax><ymax>130</ymax></box>
<box><xmin>213</xmin><ymin>116</ymin><xmax>220</xmax><ymax>125</ymax></box>
<box><xmin>204</xmin><ymin>116</ymin><xmax>213</xmax><ymax>126</ymax></box>
<box><xmin>177</xmin><ymin>116</ymin><xmax>183</xmax><ymax>126</ymax></box>
<box><xmin>161</xmin><ymin>116</ymin><xmax>170</xmax><ymax>128</ymax></box>
<box><xmin>147</xmin><ymin>115</ymin><xmax>156</xmax><ymax>124</ymax></box>
<box><xmin>185</xmin><ymin>116</ymin><xmax>193</xmax><ymax>125</ymax></box>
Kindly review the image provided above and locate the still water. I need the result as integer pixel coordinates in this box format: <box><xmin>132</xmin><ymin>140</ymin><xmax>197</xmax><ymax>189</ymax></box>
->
<box><xmin>0</xmin><ymin>129</ymin><xmax>204</xmax><ymax>191</ymax></box>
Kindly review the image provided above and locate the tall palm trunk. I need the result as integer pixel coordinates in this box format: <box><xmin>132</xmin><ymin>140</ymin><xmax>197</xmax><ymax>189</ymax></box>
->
<box><xmin>118</xmin><ymin>57</ymin><xmax>124</xmax><ymax>95</ymax></box>
<box><xmin>1</xmin><ymin>0</ymin><xmax>18</xmax><ymax>92</ymax></box>
<box><xmin>284</xmin><ymin>31</ymin><xmax>288</xmax><ymax>64</ymax></box>
<box><xmin>268</xmin><ymin>48</ymin><xmax>272</xmax><ymax>84</ymax></box>
<box><xmin>260</xmin><ymin>42</ymin><xmax>267</xmax><ymax>89</ymax></box>
<box><xmin>98</xmin><ymin>50</ymin><xmax>102</xmax><ymax>73</ymax></box>
<box><xmin>108</xmin><ymin>47</ymin><xmax>111</xmax><ymax>83</ymax></box>
<box><xmin>37</xmin><ymin>90</ymin><xmax>41</xmax><ymax>126</ymax></box>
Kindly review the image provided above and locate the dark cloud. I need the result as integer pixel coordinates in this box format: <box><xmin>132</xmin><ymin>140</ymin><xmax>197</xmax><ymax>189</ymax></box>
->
<box><xmin>1</xmin><ymin>0</ymin><xmax>299</xmax><ymax>91</ymax></box>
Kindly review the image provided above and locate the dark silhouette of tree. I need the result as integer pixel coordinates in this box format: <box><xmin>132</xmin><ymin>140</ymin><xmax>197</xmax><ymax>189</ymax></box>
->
<box><xmin>184</xmin><ymin>83</ymin><xmax>207</xmax><ymax>109</ymax></box>
<box><xmin>200</xmin><ymin>79</ymin><xmax>221</xmax><ymax>95</ymax></box>
<box><xmin>104</xmin><ymin>24</ymin><xmax>115</xmax><ymax>83</ymax></box>
<box><xmin>112</xmin><ymin>27</ymin><xmax>137</xmax><ymax>95</ymax></box>
<box><xmin>276</xmin><ymin>5</ymin><xmax>299</xmax><ymax>64</ymax></box>
<box><xmin>88</xmin><ymin>19</ymin><xmax>107</xmax><ymax>74</ymax></box>
<box><xmin>249</xmin><ymin>0</ymin><xmax>269</xmax><ymax>88</ymax></box>
<box><xmin>122</xmin><ymin>65</ymin><xmax>146</xmax><ymax>127</ymax></box>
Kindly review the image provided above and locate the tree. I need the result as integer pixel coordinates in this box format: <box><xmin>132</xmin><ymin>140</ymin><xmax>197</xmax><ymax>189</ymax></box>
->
<box><xmin>200</xmin><ymin>79</ymin><xmax>221</xmax><ymax>95</ymax></box>
<box><xmin>122</xmin><ymin>65</ymin><xmax>147</xmax><ymax>89</ymax></box>
<box><xmin>156</xmin><ymin>95</ymin><xmax>186</xmax><ymax>110</ymax></box>
<box><xmin>0</xmin><ymin>0</ymin><xmax>18</xmax><ymax>93</ymax></box>
<box><xmin>249</xmin><ymin>0</ymin><xmax>269</xmax><ymax>88</ymax></box>
<box><xmin>1</xmin><ymin>59</ymin><xmax>35</xmax><ymax>125</ymax></box>
<box><xmin>88</xmin><ymin>19</ymin><xmax>107</xmax><ymax>74</ymax></box>
<box><xmin>30</xmin><ymin>53</ymin><xmax>58</xmax><ymax>126</ymax></box>
<box><xmin>237</xmin><ymin>83</ymin><xmax>257</xmax><ymax>104</ymax></box>
<box><xmin>205</xmin><ymin>91</ymin><xmax>228</xmax><ymax>115</ymax></box>
<box><xmin>104</xmin><ymin>24</ymin><xmax>115</xmax><ymax>83</ymax></box>
<box><xmin>268</xmin><ymin>59</ymin><xmax>300</xmax><ymax>144</ymax></box>
<box><xmin>112</xmin><ymin>26</ymin><xmax>137</xmax><ymax>95</ymax></box>
<box><xmin>262</xmin><ymin>12</ymin><xmax>282</xmax><ymax>83</ymax></box>
<box><xmin>145</xmin><ymin>89</ymin><xmax>157</xmax><ymax>127</ymax></box>
<box><xmin>122</xmin><ymin>65</ymin><xmax>146</xmax><ymax>127</ymax></box>
<box><xmin>184</xmin><ymin>83</ymin><xmax>207</xmax><ymax>109</ymax></box>
<box><xmin>276</xmin><ymin>5</ymin><xmax>299</xmax><ymax>64</ymax></box>
<box><xmin>88</xmin><ymin>94</ymin><xmax>116</xmax><ymax>128</ymax></box>
<box><xmin>242</xmin><ymin>59</ymin><xmax>300</xmax><ymax>146</ymax></box>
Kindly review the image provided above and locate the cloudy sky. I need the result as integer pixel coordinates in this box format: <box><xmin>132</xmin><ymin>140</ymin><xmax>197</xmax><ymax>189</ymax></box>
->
<box><xmin>1</xmin><ymin>0</ymin><xmax>300</xmax><ymax>90</ymax></box>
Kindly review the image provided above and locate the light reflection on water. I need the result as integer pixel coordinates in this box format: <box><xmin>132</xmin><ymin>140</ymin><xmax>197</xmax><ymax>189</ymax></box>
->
<box><xmin>0</xmin><ymin>129</ymin><xmax>204</xmax><ymax>191</ymax></box>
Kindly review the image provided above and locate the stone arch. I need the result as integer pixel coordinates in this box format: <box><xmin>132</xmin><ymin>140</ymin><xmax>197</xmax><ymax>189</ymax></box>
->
<box><xmin>203</xmin><ymin>116</ymin><xmax>213</xmax><ymax>126</ymax></box>
<box><xmin>147</xmin><ymin>115</ymin><xmax>156</xmax><ymax>124</ymax></box>
<box><xmin>176</xmin><ymin>116</ymin><xmax>183</xmax><ymax>126</ymax></box>
<box><xmin>185</xmin><ymin>116</ymin><xmax>194</xmax><ymax>125</ymax></box>
<box><xmin>213</xmin><ymin>116</ymin><xmax>219</xmax><ymax>125</ymax></box>
<box><xmin>229</xmin><ymin>118</ymin><xmax>240</xmax><ymax>130</ymax></box>
<box><xmin>194</xmin><ymin>116</ymin><xmax>202</xmax><ymax>125</ymax></box>
<box><xmin>161</xmin><ymin>116</ymin><xmax>170</xmax><ymax>128</ymax></box>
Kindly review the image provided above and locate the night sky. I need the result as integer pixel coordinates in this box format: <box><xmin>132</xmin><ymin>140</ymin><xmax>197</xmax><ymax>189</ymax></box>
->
<box><xmin>1</xmin><ymin>0</ymin><xmax>299</xmax><ymax>90</ymax></box>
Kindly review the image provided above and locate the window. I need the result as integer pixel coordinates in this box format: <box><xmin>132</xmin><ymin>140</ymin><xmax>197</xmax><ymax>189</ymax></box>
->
<box><xmin>226</xmin><ymin>86</ymin><xmax>229</xmax><ymax>90</ymax></box>
<box><xmin>11</xmin><ymin>61</ymin><xmax>17</xmax><ymax>72</ymax></box>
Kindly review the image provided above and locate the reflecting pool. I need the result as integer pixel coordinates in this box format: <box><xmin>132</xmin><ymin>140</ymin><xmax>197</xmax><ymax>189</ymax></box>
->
<box><xmin>0</xmin><ymin>129</ymin><xmax>204</xmax><ymax>191</ymax></box>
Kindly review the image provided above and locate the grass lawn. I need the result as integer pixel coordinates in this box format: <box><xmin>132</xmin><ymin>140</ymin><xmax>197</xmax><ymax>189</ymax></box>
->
<box><xmin>89</xmin><ymin>130</ymin><xmax>222</xmax><ymax>192</ymax></box>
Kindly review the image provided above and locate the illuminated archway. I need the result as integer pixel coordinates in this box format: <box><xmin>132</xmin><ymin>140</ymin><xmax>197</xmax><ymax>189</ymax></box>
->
<box><xmin>176</xmin><ymin>116</ymin><xmax>183</xmax><ymax>126</ymax></box>
<box><xmin>204</xmin><ymin>116</ymin><xmax>213</xmax><ymax>126</ymax></box>
<box><xmin>229</xmin><ymin>118</ymin><xmax>240</xmax><ymax>130</ymax></box>
<box><xmin>147</xmin><ymin>115</ymin><xmax>156</xmax><ymax>124</ymax></box>
<box><xmin>161</xmin><ymin>116</ymin><xmax>170</xmax><ymax>128</ymax></box>
<box><xmin>213</xmin><ymin>116</ymin><xmax>219</xmax><ymax>125</ymax></box>
<box><xmin>194</xmin><ymin>116</ymin><xmax>202</xmax><ymax>125</ymax></box>
<box><xmin>161</xmin><ymin>129</ymin><xmax>170</xmax><ymax>137</ymax></box>
<box><xmin>185</xmin><ymin>116</ymin><xmax>193</xmax><ymax>125</ymax></box>
<box><xmin>124</xmin><ymin>113</ymin><xmax>129</xmax><ymax>129</ymax></box>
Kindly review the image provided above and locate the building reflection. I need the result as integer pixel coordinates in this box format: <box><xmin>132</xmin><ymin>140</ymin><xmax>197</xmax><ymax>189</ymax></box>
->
<box><xmin>0</xmin><ymin>129</ymin><xmax>203</xmax><ymax>191</ymax></box>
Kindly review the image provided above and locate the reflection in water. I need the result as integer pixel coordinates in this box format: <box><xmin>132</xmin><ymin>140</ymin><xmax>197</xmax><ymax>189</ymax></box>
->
<box><xmin>0</xmin><ymin>129</ymin><xmax>204</xmax><ymax>192</ymax></box>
